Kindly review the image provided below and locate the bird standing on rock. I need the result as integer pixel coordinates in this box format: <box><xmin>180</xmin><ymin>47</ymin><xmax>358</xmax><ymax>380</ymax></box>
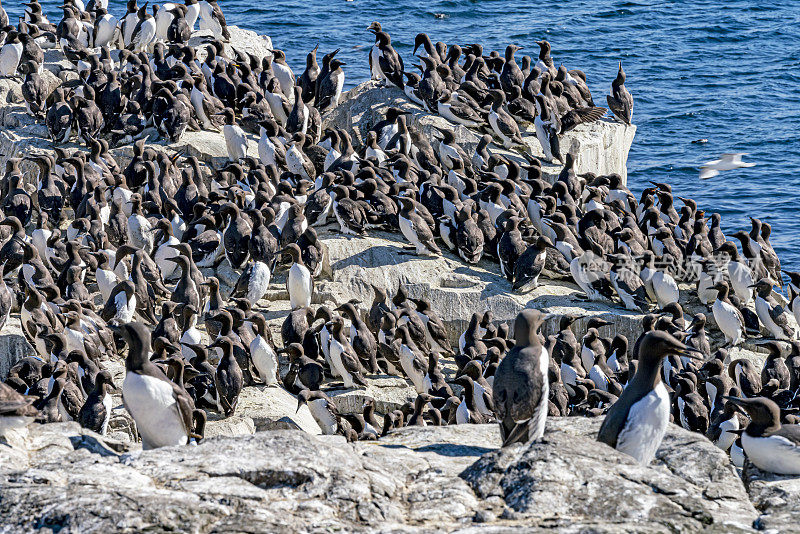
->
<box><xmin>712</xmin><ymin>281</ymin><xmax>745</xmax><ymax>347</ymax></box>
<box><xmin>725</xmin><ymin>396</ymin><xmax>800</xmax><ymax>475</ymax></box>
<box><xmin>0</xmin><ymin>381</ymin><xmax>38</xmax><ymax>439</ymax></box>
<box><xmin>597</xmin><ymin>331</ymin><xmax>702</xmax><ymax>464</ymax></box>
<box><xmin>368</xmin><ymin>25</ymin><xmax>404</xmax><ymax>89</ymax></box>
<box><xmin>219</xmin><ymin>108</ymin><xmax>248</xmax><ymax>162</ymax></box>
<box><xmin>119</xmin><ymin>322</ymin><xmax>196</xmax><ymax>450</ymax></box>
<box><xmin>493</xmin><ymin>309</ymin><xmax>550</xmax><ymax>447</ymax></box>
<box><xmin>283</xmin><ymin>243</ymin><xmax>313</xmax><ymax>310</ymax></box>
<box><xmin>607</xmin><ymin>62</ymin><xmax>632</xmax><ymax>125</ymax></box>
<box><xmin>396</xmin><ymin>196</ymin><xmax>440</xmax><ymax>256</ymax></box>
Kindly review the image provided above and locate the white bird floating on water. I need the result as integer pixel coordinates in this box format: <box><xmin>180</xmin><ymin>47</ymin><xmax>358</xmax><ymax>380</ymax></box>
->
<box><xmin>699</xmin><ymin>153</ymin><xmax>755</xmax><ymax>180</ymax></box>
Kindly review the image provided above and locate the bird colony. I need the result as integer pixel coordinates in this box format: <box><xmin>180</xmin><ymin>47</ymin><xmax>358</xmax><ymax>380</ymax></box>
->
<box><xmin>1</xmin><ymin>0</ymin><xmax>800</xmax><ymax>491</ymax></box>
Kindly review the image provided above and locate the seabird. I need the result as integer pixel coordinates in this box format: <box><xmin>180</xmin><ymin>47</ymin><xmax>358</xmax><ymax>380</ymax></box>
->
<box><xmin>77</xmin><ymin>370</ymin><xmax>116</xmax><ymax>435</ymax></box>
<box><xmin>212</xmin><ymin>337</ymin><xmax>243</xmax><ymax>417</ymax></box>
<box><xmin>488</xmin><ymin>90</ymin><xmax>526</xmax><ymax>150</ymax></box>
<box><xmin>249</xmin><ymin>314</ymin><xmax>279</xmax><ymax>386</ymax></box>
<box><xmin>0</xmin><ymin>381</ymin><xmax>38</xmax><ymax>439</ymax></box>
<box><xmin>706</xmin><ymin>398</ymin><xmax>740</xmax><ymax>452</ymax></box>
<box><xmin>0</xmin><ymin>30</ymin><xmax>23</xmax><ymax>77</ymax></box>
<box><xmin>699</xmin><ymin>153</ymin><xmax>755</xmax><ymax>180</ymax></box>
<box><xmin>316</xmin><ymin>57</ymin><xmax>346</xmax><ymax>113</ymax></box>
<box><xmin>327</xmin><ymin>316</ymin><xmax>367</xmax><ymax>389</ymax></box>
<box><xmin>712</xmin><ymin>281</ymin><xmax>745</xmax><ymax>347</ymax></box>
<box><xmin>218</xmin><ymin>108</ymin><xmax>248</xmax><ymax>162</ymax></box>
<box><xmin>128</xmin><ymin>3</ymin><xmax>156</xmax><ymax>53</ymax></box>
<box><xmin>270</xmin><ymin>49</ymin><xmax>295</xmax><ymax>99</ymax></box>
<box><xmin>493</xmin><ymin>309</ymin><xmax>550</xmax><ymax>446</ymax></box>
<box><xmin>396</xmin><ymin>195</ymin><xmax>441</xmax><ymax>256</ymax></box>
<box><xmin>283</xmin><ymin>243</ymin><xmax>313</xmax><ymax>309</ymax></box>
<box><xmin>198</xmin><ymin>0</ymin><xmax>229</xmax><ymax>41</ymax></box>
<box><xmin>297</xmin><ymin>389</ymin><xmax>339</xmax><ymax>435</ymax></box>
<box><xmin>752</xmin><ymin>278</ymin><xmax>796</xmax><ymax>340</ymax></box>
<box><xmin>368</xmin><ymin>27</ymin><xmax>404</xmax><ymax>88</ymax></box>
<box><xmin>119</xmin><ymin>322</ymin><xmax>196</xmax><ymax>449</ymax></box>
<box><xmin>726</xmin><ymin>396</ymin><xmax>800</xmax><ymax>475</ymax></box>
<box><xmin>597</xmin><ymin>331</ymin><xmax>701</xmax><ymax>464</ymax></box>
<box><xmin>606</xmin><ymin>62</ymin><xmax>632</xmax><ymax>125</ymax></box>
<box><xmin>298</xmin><ymin>44</ymin><xmax>320</xmax><ymax>103</ymax></box>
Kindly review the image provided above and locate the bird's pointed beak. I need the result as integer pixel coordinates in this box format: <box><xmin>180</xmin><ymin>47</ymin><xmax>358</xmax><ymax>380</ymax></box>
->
<box><xmin>678</xmin><ymin>347</ymin><xmax>705</xmax><ymax>361</ymax></box>
<box><xmin>722</xmin><ymin>395</ymin><xmax>749</xmax><ymax>416</ymax></box>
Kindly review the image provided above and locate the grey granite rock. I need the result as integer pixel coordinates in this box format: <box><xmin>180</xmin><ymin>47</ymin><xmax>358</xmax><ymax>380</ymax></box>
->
<box><xmin>461</xmin><ymin>417</ymin><xmax>757</xmax><ymax>533</ymax></box>
<box><xmin>0</xmin><ymin>419</ymin><xmax>757</xmax><ymax>533</ymax></box>
<box><xmin>0</xmin><ymin>315</ymin><xmax>36</xmax><ymax>380</ymax></box>
<box><xmin>742</xmin><ymin>461</ymin><xmax>800</xmax><ymax>533</ymax></box>
<box><xmin>219</xmin><ymin>385</ymin><xmax>323</xmax><ymax>434</ymax></box>
<box><xmin>309</xmin><ymin>227</ymin><xmax>648</xmax><ymax>347</ymax></box>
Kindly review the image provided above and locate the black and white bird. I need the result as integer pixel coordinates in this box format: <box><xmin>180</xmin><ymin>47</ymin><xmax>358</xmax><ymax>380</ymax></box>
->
<box><xmin>218</xmin><ymin>108</ymin><xmax>248</xmax><ymax>162</ymax></box>
<box><xmin>0</xmin><ymin>380</ymin><xmax>38</xmax><ymax>439</ymax></box>
<box><xmin>367</xmin><ymin>25</ymin><xmax>404</xmax><ymax>88</ymax></box>
<box><xmin>77</xmin><ymin>370</ymin><xmax>116</xmax><ymax>435</ymax></box>
<box><xmin>128</xmin><ymin>3</ymin><xmax>157</xmax><ymax>53</ymax></box>
<box><xmin>198</xmin><ymin>0</ymin><xmax>230</xmax><ymax>41</ymax></box>
<box><xmin>607</xmin><ymin>62</ymin><xmax>633</xmax><ymax>125</ymax></box>
<box><xmin>316</xmin><ymin>57</ymin><xmax>346</xmax><ymax>113</ymax></box>
<box><xmin>493</xmin><ymin>309</ymin><xmax>550</xmax><ymax>446</ymax></box>
<box><xmin>725</xmin><ymin>396</ymin><xmax>800</xmax><ymax>475</ymax></box>
<box><xmin>597</xmin><ymin>331</ymin><xmax>701</xmax><ymax>464</ymax></box>
<box><xmin>752</xmin><ymin>278</ymin><xmax>796</xmax><ymax>341</ymax></box>
<box><xmin>118</xmin><ymin>322</ymin><xmax>197</xmax><ymax>449</ymax></box>
<box><xmin>396</xmin><ymin>196</ymin><xmax>441</xmax><ymax>256</ymax></box>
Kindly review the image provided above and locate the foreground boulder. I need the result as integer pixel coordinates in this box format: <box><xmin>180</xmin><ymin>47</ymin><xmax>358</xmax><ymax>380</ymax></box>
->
<box><xmin>462</xmin><ymin>418</ymin><xmax>757</xmax><ymax>532</ymax></box>
<box><xmin>743</xmin><ymin>462</ymin><xmax>800</xmax><ymax>532</ymax></box>
<box><xmin>0</xmin><ymin>418</ymin><xmax>756</xmax><ymax>532</ymax></box>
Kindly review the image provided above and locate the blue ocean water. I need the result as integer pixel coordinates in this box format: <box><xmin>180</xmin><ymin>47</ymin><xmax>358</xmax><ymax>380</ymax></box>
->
<box><xmin>10</xmin><ymin>1</ymin><xmax>800</xmax><ymax>269</ymax></box>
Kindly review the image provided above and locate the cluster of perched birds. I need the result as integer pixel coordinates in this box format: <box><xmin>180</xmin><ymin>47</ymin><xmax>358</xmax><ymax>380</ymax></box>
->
<box><xmin>10</xmin><ymin>0</ymin><xmax>346</xmax><ymax>150</ymax></box>
<box><xmin>364</xmin><ymin>21</ymin><xmax>625</xmax><ymax>162</ymax></box>
<box><xmin>0</xmin><ymin>0</ymin><xmax>798</xmax><ymax>477</ymax></box>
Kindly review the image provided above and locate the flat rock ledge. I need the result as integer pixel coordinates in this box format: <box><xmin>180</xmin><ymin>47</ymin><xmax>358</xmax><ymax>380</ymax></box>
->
<box><xmin>325</xmin><ymin>80</ymin><xmax>637</xmax><ymax>184</ymax></box>
<box><xmin>742</xmin><ymin>462</ymin><xmax>800</xmax><ymax>533</ymax></box>
<box><xmin>0</xmin><ymin>417</ymin><xmax>759</xmax><ymax>533</ymax></box>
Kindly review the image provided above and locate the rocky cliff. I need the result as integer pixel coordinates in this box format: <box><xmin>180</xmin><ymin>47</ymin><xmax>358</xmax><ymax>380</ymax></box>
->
<box><xmin>0</xmin><ymin>24</ymin><xmax>788</xmax><ymax>534</ymax></box>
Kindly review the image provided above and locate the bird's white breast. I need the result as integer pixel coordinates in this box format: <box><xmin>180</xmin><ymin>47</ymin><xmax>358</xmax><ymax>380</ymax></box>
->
<box><xmin>616</xmin><ymin>381</ymin><xmax>670</xmax><ymax>464</ymax></box>
<box><xmin>742</xmin><ymin>432</ymin><xmax>800</xmax><ymax>475</ymax></box>
<box><xmin>308</xmin><ymin>399</ymin><xmax>337</xmax><ymax>435</ymax></box>
<box><xmin>123</xmin><ymin>372</ymin><xmax>187</xmax><ymax>449</ymax></box>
